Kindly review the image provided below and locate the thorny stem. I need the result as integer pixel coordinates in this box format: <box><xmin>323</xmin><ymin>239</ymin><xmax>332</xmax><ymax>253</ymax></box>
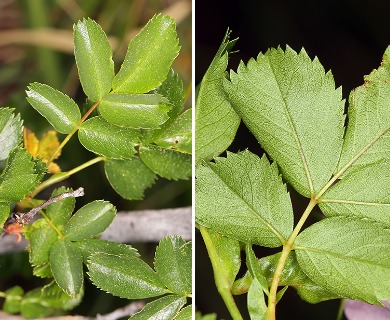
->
<box><xmin>267</xmin><ymin>198</ymin><xmax>317</xmax><ymax>320</ymax></box>
<box><xmin>46</xmin><ymin>101</ymin><xmax>100</xmax><ymax>165</ymax></box>
<box><xmin>30</xmin><ymin>156</ymin><xmax>105</xmax><ymax>197</ymax></box>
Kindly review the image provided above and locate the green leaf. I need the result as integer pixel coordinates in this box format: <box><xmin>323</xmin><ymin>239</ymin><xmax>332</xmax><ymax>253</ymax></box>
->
<box><xmin>46</xmin><ymin>187</ymin><xmax>76</xmax><ymax>225</ymax></box>
<box><xmin>196</xmin><ymin>150</ymin><xmax>294</xmax><ymax>247</ymax></box>
<box><xmin>223</xmin><ymin>46</ymin><xmax>345</xmax><ymax>197</ymax></box>
<box><xmin>0</xmin><ymin>108</ymin><xmax>23</xmax><ymax>161</ymax></box>
<box><xmin>73</xmin><ymin>18</ymin><xmax>114</xmax><ymax>101</ymax></box>
<box><xmin>175</xmin><ymin>305</ymin><xmax>192</xmax><ymax>320</ymax></box>
<box><xmin>40</xmin><ymin>281</ymin><xmax>83</xmax><ymax>310</ymax></box>
<box><xmin>245</xmin><ymin>244</ymin><xmax>269</xmax><ymax>295</ymax></box>
<box><xmin>87</xmin><ymin>253</ymin><xmax>167</xmax><ymax>299</ymax></box>
<box><xmin>63</xmin><ymin>200</ymin><xmax>116</xmax><ymax>241</ymax></box>
<box><xmin>28</xmin><ymin>222</ymin><xmax>58</xmax><ymax>266</ymax></box>
<box><xmin>0</xmin><ymin>202</ymin><xmax>10</xmax><ymax>228</ymax></box>
<box><xmin>195</xmin><ymin>30</ymin><xmax>240</xmax><ymax>161</ymax></box>
<box><xmin>247</xmin><ymin>278</ymin><xmax>268</xmax><ymax>320</ymax></box>
<box><xmin>99</xmin><ymin>93</ymin><xmax>172</xmax><ymax>129</ymax></box>
<box><xmin>78</xmin><ymin>116</ymin><xmax>139</xmax><ymax>159</ymax></box>
<box><xmin>26</xmin><ymin>83</ymin><xmax>81</xmax><ymax>134</ymax></box>
<box><xmin>319</xmin><ymin>161</ymin><xmax>390</xmax><ymax>224</ymax></box>
<box><xmin>365</xmin><ymin>45</ymin><xmax>390</xmax><ymax>83</ymax></box>
<box><xmin>295</xmin><ymin>217</ymin><xmax>390</xmax><ymax>305</ymax></box>
<box><xmin>104</xmin><ymin>157</ymin><xmax>156</xmax><ymax>200</ymax></box>
<box><xmin>154</xmin><ymin>236</ymin><xmax>192</xmax><ymax>295</ymax></box>
<box><xmin>130</xmin><ymin>295</ymin><xmax>186</xmax><ymax>319</ymax></box>
<box><xmin>153</xmin><ymin>109</ymin><xmax>192</xmax><ymax>154</ymax></box>
<box><xmin>50</xmin><ymin>239</ymin><xmax>83</xmax><ymax>297</ymax></box>
<box><xmin>200</xmin><ymin>227</ymin><xmax>241</xmax><ymax>289</ymax></box>
<box><xmin>75</xmin><ymin>239</ymin><xmax>139</xmax><ymax>264</ymax></box>
<box><xmin>32</xmin><ymin>263</ymin><xmax>52</xmax><ymax>278</ymax></box>
<box><xmin>232</xmin><ymin>272</ymin><xmax>253</xmax><ymax>295</ymax></box>
<box><xmin>112</xmin><ymin>14</ymin><xmax>180</xmax><ymax>94</ymax></box>
<box><xmin>139</xmin><ymin>145</ymin><xmax>191</xmax><ymax>180</ymax></box>
<box><xmin>20</xmin><ymin>288</ymin><xmax>54</xmax><ymax>319</ymax></box>
<box><xmin>3</xmin><ymin>286</ymin><xmax>24</xmax><ymax>314</ymax></box>
<box><xmin>0</xmin><ymin>148</ymin><xmax>43</xmax><ymax>202</ymax></box>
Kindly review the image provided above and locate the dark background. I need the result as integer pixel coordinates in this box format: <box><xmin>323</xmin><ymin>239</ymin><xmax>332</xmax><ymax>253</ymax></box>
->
<box><xmin>195</xmin><ymin>0</ymin><xmax>390</xmax><ymax>319</ymax></box>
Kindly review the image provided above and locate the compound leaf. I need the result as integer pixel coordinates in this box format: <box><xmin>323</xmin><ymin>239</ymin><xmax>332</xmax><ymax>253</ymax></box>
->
<box><xmin>223</xmin><ymin>46</ymin><xmax>345</xmax><ymax>197</ymax></box>
<box><xmin>73</xmin><ymin>18</ymin><xmax>114</xmax><ymax>102</ymax></box>
<box><xmin>0</xmin><ymin>108</ymin><xmax>22</xmax><ymax>161</ymax></box>
<box><xmin>295</xmin><ymin>217</ymin><xmax>390</xmax><ymax>305</ymax></box>
<box><xmin>130</xmin><ymin>295</ymin><xmax>186</xmax><ymax>319</ymax></box>
<box><xmin>104</xmin><ymin>157</ymin><xmax>156</xmax><ymax>200</ymax></box>
<box><xmin>195</xmin><ymin>30</ymin><xmax>240</xmax><ymax>161</ymax></box>
<box><xmin>99</xmin><ymin>93</ymin><xmax>171</xmax><ymax>129</ymax></box>
<box><xmin>196</xmin><ymin>150</ymin><xmax>293</xmax><ymax>247</ymax></box>
<box><xmin>112</xmin><ymin>14</ymin><xmax>180</xmax><ymax>94</ymax></box>
<box><xmin>139</xmin><ymin>145</ymin><xmax>191</xmax><ymax>180</ymax></box>
<box><xmin>87</xmin><ymin>253</ymin><xmax>167</xmax><ymax>299</ymax></box>
<box><xmin>45</xmin><ymin>187</ymin><xmax>76</xmax><ymax>225</ymax></box>
<box><xmin>154</xmin><ymin>236</ymin><xmax>192</xmax><ymax>296</ymax></box>
<box><xmin>26</xmin><ymin>83</ymin><xmax>81</xmax><ymax>134</ymax></box>
<box><xmin>78</xmin><ymin>116</ymin><xmax>139</xmax><ymax>159</ymax></box>
<box><xmin>63</xmin><ymin>201</ymin><xmax>116</xmax><ymax>241</ymax></box>
<box><xmin>50</xmin><ymin>239</ymin><xmax>83</xmax><ymax>297</ymax></box>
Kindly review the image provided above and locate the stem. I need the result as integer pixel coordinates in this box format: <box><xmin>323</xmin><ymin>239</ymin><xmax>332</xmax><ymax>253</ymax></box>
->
<box><xmin>46</xmin><ymin>101</ymin><xmax>100</xmax><ymax>165</ymax></box>
<box><xmin>200</xmin><ymin>226</ymin><xmax>244</xmax><ymax>320</ymax></box>
<box><xmin>267</xmin><ymin>198</ymin><xmax>317</xmax><ymax>320</ymax></box>
<box><xmin>30</xmin><ymin>156</ymin><xmax>105</xmax><ymax>197</ymax></box>
<box><xmin>336</xmin><ymin>299</ymin><xmax>345</xmax><ymax>320</ymax></box>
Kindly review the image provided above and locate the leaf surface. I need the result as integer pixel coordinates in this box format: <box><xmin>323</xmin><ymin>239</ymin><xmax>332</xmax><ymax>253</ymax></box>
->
<box><xmin>99</xmin><ymin>93</ymin><xmax>171</xmax><ymax>129</ymax></box>
<box><xmin>73</xmin><ymin>18</ymin><xmax>114</xmax><ymax>101</ymax></box>
<box><xmin>0</xmin><ymin>108</ymin><xmax>22</xmax><ymax>161</ymax></box>
<box><xmin>247</xmin><ymin>279</ymin><xmax>268</xmax><ymax>320</ymax></box>
<box><xmin>196</xmin><ymin>150</ymin><xmax>293</xmax><ymax>247</ymax></box>
<box><xmin>63</xmin><ymin>201</ymin><xmax>116</xmax><ymax>241</ymax></box>
<box><xmin>26</xmin><ymin>83</ymin><xmax>81</xmax><ymax>134</ymax></box>
<box><xmin>104</xmin><ymin>157</ymin><xmax>156</xmax><ymax>200</ymax></box>
<box><xmin>175</xmin><ymin>305</ymin><xmax>192</xmax><ymax>320</ymax></box>
<box><xmin>50</xmin><ymin>239</ymin><xmax>83</xmax><ymax>297</ymax></box>
<box><xmin>130</xmin><ymin>295</ymin><xmax>186</xmax><ymax>319</ymax></box>
<box><xmin>195</xmin><ymin>30</ymin><xmax>240</xmax><ymax>161</ymax></box>
<box><xmin>154</xmin><ymin>236</ymin><xmax>192</xmax><ymax>295</ymax></box>
<box><xmin>87</xmin><ymin>253</ymin><xmax>167</xmax><ymax>299</ymax></box>
<box><xmin>78</xmin><ymin>116</ymin><xmax>139</xmax><ymax>159</ymax></box>
<box><xmin>112</xmin><ymin>14</ymin><xmax>180</xmax><ymax>94</ymax></box>
<box><xmin>45</xmin><ymin>187</ymin><xmax>76</xmax><ymax>225</ymax></box>
<box><xmin>28</xmin><ymin>223</ymin><xmax>58</xmax><ymax>266</ymax></box>
<box><xmin>295</xmin><ymin>217</ymin><xmax>390</xmax><ymax>304</ymax></box>
<box><xmin>223</xmin><ymin>46</ymin><xmax>345</xmax><ymax>197</ymax></box>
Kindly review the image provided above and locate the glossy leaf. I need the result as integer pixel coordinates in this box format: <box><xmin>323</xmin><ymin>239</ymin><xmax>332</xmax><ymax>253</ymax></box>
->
<box><xmin>0</xmin><ymin>202</ymin><xmax>9</xmax><ymax>228</ymax></box>
<box><xmin>87</xmin><ymin>253</ymin><xmax>167</xmax><ymax>299</ymax></box>
<box><xmin>26</xmin><ymin>83</ymin><xmax>81</xmax><ymax>134</ymax></box>
<box><xmin>78</xmin><ymin>116</ymin><xmax>139</xmax><ymax>159</ymax></box>
<box><xmin>0</xmin><ymin>108</ymin><xmax>22</xmax><ymax>161</ymax></box>
<box><xmin>175</xmin><ymin>305</ymin><xmax>192</xmax><ymax>320</ymax></box>
<box><xmin>295</xmin><ymin>217</ymin><xmax>390</xmax><ymax>305</ymax></box>
<box><xmin>112</xmin><ymin>14</ymin><xmax>180</xmax><ymax>94</ymax></box>
<box><xmin>32</xmin><ymin>263</ymin><xmax>52</xmax><ymax>278</ymax></box>
<box><xmin>154</xmin><ymin>236</ymin><xmax>192</xmax><ymax>295</ymax></box>
<box><xmin>153</xmin><ymin>109</ymin><xmax>192</xmax><ymax>154</ymax></box>
<box><xmin>139</xmin><ymin>145</ymin><xmax>191</xmax><ymax>180</ymax></box>
<box><xmin>245</xmin><ymin>244</ymin><xmax>269</xmax><ymax>295</ymax></box>
<box><xmin>248</xmin><ymin>279</ymin><xmax>268</xmax><ymax>320</ymax></box>
<box><xmin>195</xmin><ymin>30</ymin><xmax>240</xmax><ymax>161</ymax></box>
<box><xmin>130</xmin><ymin>295</ymin><xmax>186</xmax><ymax>319</ymax></box>
<box><xmin>46</xmin><ymin>187</ymin><xmax>76</xmax><ymax>225</ymax></box>
<box><xmin>28</xmin><ymin>222</ymin><xmax>58</xmax><ymax>266</ymax></box>
<box><xmin>104</xmin><ymin>157</ymin><xmax>156</xmax><ymax>200</ymax></box>
<box><xmin>3</xmin><ymin>286</ymin><xmax>24</xmax><ymax>314</ymax></box>
<box><xmin>196</xmin><ymin>150</ymin><xmax>294</xmax><ymax>247</ymax></box>
<box><xmin>73</xmin><ymin>18</ymin><xmax>114</xmax><ymax>101</ymax></box>
<box><xmin>319</xmin><ymin>161</ymin><xmax>390</xmax><ymax>224</ymax></box>
<box><xmin>0</xmin><ymin>148</ymin><xmax>44</xmax><ymax>202</ymax></box>
<box><xmin>50</xmin><ymin>239</ymin><xmax>83</xmax><ymax>297</ymax></box>
<box><xmin>63</xmin><ymin>200</ymin><xmax>116</xmax><ymax>241</ymax></box>
<box><xmin>224</xmin><ymin>46</ymin><xmax>345</xmax><ymax>197</ymax></box>
<box><xmin>99</xmin><ymin>93</ymin><xmax>171</xmax><ymax>129</ymax></box>
<box><xmin>75</xmin><ymin>239</ymin><xmax>139</xmax><ymax>264</ymax></box>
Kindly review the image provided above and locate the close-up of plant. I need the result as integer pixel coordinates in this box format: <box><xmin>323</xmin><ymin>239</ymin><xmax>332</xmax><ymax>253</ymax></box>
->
<box><xmin>195</xmin><ymin>30</ymin><xmax>390</xmax><ymax>320</ymax></box>
<box><xmin>0</xmin><ymin>1</ymin><xmax>192</xmax><ymax>319</ymax></box>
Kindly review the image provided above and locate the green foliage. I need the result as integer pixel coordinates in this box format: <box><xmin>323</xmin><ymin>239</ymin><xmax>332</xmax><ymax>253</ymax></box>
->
<box><xmin>0</xmin><ymin>108</ymin><xmax>23</xmax><ymax>161</ymax></box>
<box><xmin>130</xmin><ymin>295</ymin><xmax>187</xmax><ymax>319</ymax></box>
<box><xmin>196</xmin><ymin>31</ymin><xmax>390</xmax><ymax>319</ymax></box>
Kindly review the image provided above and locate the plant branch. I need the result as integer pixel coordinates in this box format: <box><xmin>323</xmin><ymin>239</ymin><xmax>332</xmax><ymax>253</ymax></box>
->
<box><xmin>267</xmin><ymin>198</ymin><xmax>317</xmax><ymax>320</ymax></box>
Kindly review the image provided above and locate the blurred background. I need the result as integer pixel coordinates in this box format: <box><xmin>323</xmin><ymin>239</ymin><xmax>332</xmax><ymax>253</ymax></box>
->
<box><xmin>195</xmin><ymin>0</ymin><xmax>390</xmax><ymax>319</ymax></box>
<box><xmin>0</xmin><ymin>0</ymin><xmax>191</xmax><ymax>317</ymax></box>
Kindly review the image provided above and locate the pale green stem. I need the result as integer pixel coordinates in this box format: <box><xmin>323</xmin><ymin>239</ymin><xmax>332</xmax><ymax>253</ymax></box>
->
<box><xmin>336</xmin><ymin>299</ymin><xmax>345</xmax><ymax>320</ymax></box>
<box><xmin>267</xmin><ymin>198</ymin><xmax>318</xmax><ymax>320</ymax></box>
<box><xmin>31</xmin><ymin>156</ymin><xmax>105</xmax><ymax>197</ymax></box>
<box><xmin>200</xmin><ymin>226</ymin><xmax>244</xmax><ymax>320</ymax></box>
